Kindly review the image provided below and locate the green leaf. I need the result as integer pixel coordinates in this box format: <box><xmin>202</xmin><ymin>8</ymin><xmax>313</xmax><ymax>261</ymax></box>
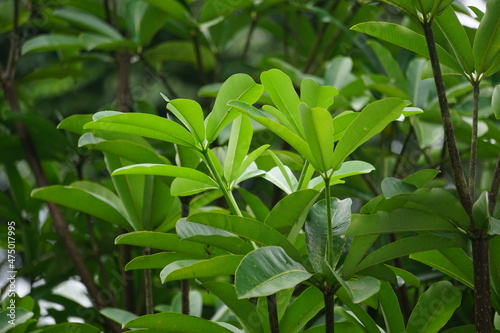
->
<box><xmin>115</xmin><ymin>231</ymin><xmax>226</xmax><ymax>258</ymax></box>
<box><xmin>187</xmin><ymin>213</ymin><xmax>303</xmax><ymax>262</ymax></box>
<box><xmin>142</xmin><ymin>0</ymin><xmax>195</xmax><ymax>25</ymax></box>
<box><xmin>229</xmin><ymin>100</ymin><xmax>314</xmax><ymax>164</ymax></box>
<box><xmin>406</xmin><ymin>281</ymin><xmax>462</xmax><ymax>333</ymax></box>
<box><xmin>84</xmin><ymin>113</ymin><xmax>196</xmax><ymax>147</ymax></box>
<box><xmin>330</xmin><ymin>161</ymin><xmax>375</xmax><ymax>183</ymax></box>
<box><xmin>167</xmin><ymin>99</ymin><xmax>206</xmax><ymax>145</ymax></box>
<box><xmin>38</xmin><ymin>323</ymin><xmax>101</xmax><ymax>333</ymax></box>
<box><xmin>0</xmin><ymin>308</ymin><xmax>32</xmax><ymax>333</ymax></box>
<box><xmin>171</xmin><ymin>178</ymin><xmax>218</xmax><ymax>196</ymax></box>
<box><xmin>472</xmin><ymin>0</ymin><xmax>500</xmax><ymax>76</ymax></box>
<box><xmin>126</xmin><ymin>252</ymin><xmax>199</xmax><ymax>270</ymax></box>
<box><xmin>435</xmin><ymin>6</ymin><xmax>474</xmax><ymax>75</ymax></box>
<box><xmin>265</xmin><ymin>189</ymin><xmax>320</xmax><ymax>239</ymax></box>
<box><xmin>279</xmin><ymin>286</ymin><xmax>324</xmax><ymax>333</ymax></box>
<box><xmin>261</xmin><ymin>69</ymin><xmax>303</xmax><ymax>136</ymax></box>
<box><xmin>381</xmin><ymin>177</ymin><xmax>418</xmax><ymax>199</ymax></box>
<box><xmin>325</xmin><ymin>56</ymin><xmax>354</xmax><ymax>90</ymax></box>
<box><xmin>202</xmin><ymin>281</ymin><xmax>264</xmax><ymax>333</ymax></box>
<box><xmin>79</xmin><ymin>33</ymin><xmax>138</xmax><ymax>51</ymax></box>
<box><xmin>224</xmin><ymin>115</ymin><xmax>253</xmax><ymax>183</ymax></box>
<box><xmin>53</xmin><ymin>8</ymin><xmax>122</xmax><ymax>39</ymax></box>
<box><xmin>300</xmin><ymin>79</ymin><xmax>338</xmax><ymax>109</ymax></box>
<box><xmin>355</xmin><ymin>235</ymin><xmax>458</xmax><ymax>272</ymax></box>
<box><xmin>125</xmin><ymin>1</ymin><xmax>168</xmax><ymax>46</ymax></box>
<box><xmin>332</xmin><ymin>112</ymin><xmax>359</xmax><ymax>142</ymax></box>
<box><xmin>160</xmin><ymin>255</ymin><xmax>243</xmax><ymax>282</ymax></box>
<box><xmin>300</xmin><ymin>104</ymin><xmax>334</xmax><ymax>171</ymax></box>
<box><xmin>57</xmin><ymin>114</ymin><xmax>93</xmax><ymax>135</ymax></box>
<box><xmin>100</xmin><ymin>308</ymin><xmax>138</xmax><ymax>325</ymax></box>
<box><xmin>123</xmin><ymin>312</ymin><xmax>235</xmax><ymax>332</ymax></box>
<box><xmin>351</xmin><ymin>22</ymin><xmax>462</xmax><ymax>73</ymax></box>
<box><xmin>348</xmin><ymin>208</ymin><xmax>458</xmax><ymax>236</ymax></box>
<box><xmin>378</xmin><ymin>281</ymin><xmax>406</xmax><ymax>333</ymax></box>
<box><xmin>235</xmin><ymin>246</ymin><xmax>312</xmax><ymax>299</ymax></box>
<box><xmin>31</xmin><ymin>184</ymin><xmax>130</xmax><ymax>230</ymax></box>
<box><xmin>342</xmin><ymin>234</ymin><xmax>379</xmax><ymax>280</ymax></box>
<box><xmin>331</xmin><ymin>98</ymin><xmax>406</xmax><ymax>171</ymax></box>
<box><xmin>410</xmin><ymin>248</ymin><xmax>473</xmax><ymax>289</ymax></box>
<box><xmin>335</xmin><ymin>288</ymin><xmax>381</xmax><ymax>332</ymax></box>
<box><xmin>205</xmin><ymin>74</ymin><xmax>263</xmax><ymax>143</ymax></box>
<box><xmin>176</xmin><ymin>219</ymin><xmax>253</xmax><ymax>255</ymax></box>
<box><xmin>403</xmin><ymin>169</ymin><xmax>440</xmax><ymax>187</ymax></box>
<box><xmin>493</xmin><ymin>85</ymin><xmax>500</xmax><ymax>120</ymax></box>
<box><xmin>343</xmin><ymin>276</ymin><xmax>381</xmax><ymax>304</ymax></box>
<box><xmin>305</xmin><ymin>198</ymin><xmax>352</xmax><ymax>272</ymax></box>
<box><xmin>21</xmin><ymin>34</ymin><xmax>83</xmax><ymax>55</ymax></box>
<box><xmin>238</xmin><ymin>188</ymin><xmax>270</xmax><ymax>222</ymax></box>
<box><xmin>473</xmin><ymin>191</ymin><xmax>490</xmax><ymax>231</ymax></box>
<box><xmin>112</xmin><ymin>164</ymin><xmax>217</xmax><ymax>187</ymax></box>
<box><xmin>368</xmin><ymin>41</ymin><xmax>409</xmax><ymax>94</ymax></box>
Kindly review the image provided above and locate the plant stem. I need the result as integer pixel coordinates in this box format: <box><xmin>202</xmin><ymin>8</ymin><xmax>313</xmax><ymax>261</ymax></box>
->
<box><xmin>324</xmin><ymin>287</ymin><xmax>335</xmax><ymax>333</ymax></box>
<box><xmin>241</xmin><ymin>12</ymin><xmax>258</xmax><ymax>62</ymax></box>
<box><xmin>323</xmin><ymin>176</ymin><xmax>333</xmax><ymax>265</ymax></box>
<box><xmin>203</xmin><ymin>150</ymin><xmax>242</xmax><ymax>216</ymax></box>
<box><xmin>472</xmin><ymin>236</ymin><xmax>492</xmax><ymax>333</ymax></box>
<box><xmin>421</xmin><ymin>21</ymin><xmax>473</xmax><ymax>217</ymax></box>
<box><xmin>469</xmin><ymin>81</ymin><xmax>480</xmax><ymax>200</ymax></box>
<box><xmin>267</xmin><ymin>294</ymin><xmax>280</xmax><ymax>333</ymax></box>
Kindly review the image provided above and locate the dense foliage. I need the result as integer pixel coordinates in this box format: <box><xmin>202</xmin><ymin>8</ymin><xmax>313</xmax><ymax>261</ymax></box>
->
<box><xmin>0</xmin><ymin>0</ymin><xmax>499</xmax><ymax>332</ymax></box>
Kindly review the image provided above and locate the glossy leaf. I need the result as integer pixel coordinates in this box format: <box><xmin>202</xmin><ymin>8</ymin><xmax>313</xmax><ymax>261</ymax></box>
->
<box><xmin>125</xmin><ymin>1</ymin><xmax>168</xmax><ymax>46</ymax></box>
<box><xmin>368</xmin><ymin>40</ymin><xmax>409</xmax><ymax>94</ymax></box>
<box><xmin>331</xmin><ymin>98</ymin><xmax>406</xmax><ymax>171</ymax></box>
<box><xmin>53</xmin><ymin>8</ymin><xmax>122</xmax><ymax>39</ymax></box>
<box><xmin>300</xmin><ymin>79</ymin><xmax>338</xmax><ymax>109</ymax></box>
<box><xmin>410</xmin><ymin>248</ymin><xmax>473</xmax><ymax>289</ymax></box>
<box><xmin>235</xmin><ymin>246</ymin><xmax>312</xmax><ymax>299</ymax></box>
<box><xmin>330</xmin><ymin>161</ymin><xmax>375</xmax><ymax>183</ymax></box>
<box><xmin>406</xmin><ymin>281</ymin><xmax>462</xmax><ymax>333</ymax></box>
<box><xmin>0</xmin><ymin>308</ymin><xmax>33</xmax><ymax>333</ymax></box>
<box><xmin>342</xmin><ymin>234</ymin><xmax>379</xmax><ymax>279</ymax></box>
<box><xmin>84</xmin><ymin>113</ymin><xmax>196</xmax><ymax>147</ymax></box>
<box><xmin>343</xmin><ymin>276</ymin><xmax>381</xmax><ymax>304</ymax></box>
<box><xmin>126</xmin><ymin>252</ymin><xmax>199</xmax><ymax>270</ymax></box>
<box><xmin>115</xmin><ymin>231</ymin><xmax>226</xmax><ymax>258</ymax></box>
<box><xmin>170</xmin><ymin>178</ymin><xmax>218</xmax><ymax>196</ymax></box>
<box><xmin>473</xmin><ymin>191</ymin><xmax>490</xmax><ymax>231</ymax></box>
<box><xmin>202</xmin><ymin>281</ymin><xmax>264</xmax><ymax>333</ymax></box>
<box><xmin>123</xmin><ymin>312</ymin><xmax>235</xmax><ymax>332</ymax></box>
<box><xmin>332</xmin><ymin>112</ymin><xmax>359</xmax><ymax>142</ymax></box>
<box><xmin>167</xmin><ymin>99</ymin><xmax>206</xmax><ymax>145</ymax></box>
<box><xmin>355</xmin><ymin>235</ymin><xmax>458</xmax><ymax>272</ymax></box>
<box><xmin>348</xmin><ymin>208</ymin><xmax>458</xmax><ymax>236</ymax></box>
<box><xmin>31</xmin><ymin>184</ymin><xmax>130</xmax><ymax>230</ymax></box>
<box><xmin>187</xmin><ymin>213</ymin><xmax>303</xmax><ymax>262</ymax></box>
<box><xmin>100</xmin><ymin>308</ymin><xmax>137</xmax><ymax>325</ymax></box>
<box><xmin>378</xmin><ymin>281</ymin><xmax>405</xmax><ymax>333</ymax></box>
<box><xmin>224</xmin><ymin>115</ymin><xmax>253</xmax><ymax>183</ymax></box>
<box><xmin>351</xmin><ymin>22</ymin><xmax>462</xmax><ymax>73</ymax></box>
<box><xmin>472</xmin><ymin>0</ymin><xmax>500</xmax><ymax>76</ymax></box>
<box><xmin>493</xmin><ymin>85</ymin><xmax>500</xmax><ymax>120</ymax></box>
<box><xmin>381</xmin><ymin>177</ymin><xmax>418</xmax><ymax>199</ymax></box>
<box><xmin>279</xmin><ymin>286</ymin><xmax>324</xmax><ymax>333</ymax></box>
<box><xmin>21</xmin><ymin>34</ymin><xmax>82</xmax><ymax>54</ymax></box>
<box><xmin>205</xmin><ymin>74</ymin><xmax>263</xmax><ymax>143</ymax></box>
<box><xmin>160</xmin><ymin>255</ymin><xmax>243</xmax><ymax>282</ymax></box>
<box><xmin>305</xmin><ymin>198</ymin><xmax>352</xmax><ymax>272</ymax></box>
<box><xmin>261</xmin><ymin>69</ymin><xmax>303</xmax><ymax>136</ymax></box>
<box><xmin>300</xmin><ymin>104</ymin><xmax>334</xmax><ymax>171</ymax></box>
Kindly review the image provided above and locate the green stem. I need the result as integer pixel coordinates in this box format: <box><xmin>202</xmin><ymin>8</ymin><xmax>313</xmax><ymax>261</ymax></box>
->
<box><xmin>323</xmin><ymin>176</ymin><xmax>333</xmax><ymax>266</ymax></box>
<box><xmin>202</xmin><ymin>149</ymin><xmax>242</xmax><ymax>216</ymax></box>
<box><xmin>469</xmin><ymin>81</ymin><xmax>480</xmax><ymax>200</ymax></box>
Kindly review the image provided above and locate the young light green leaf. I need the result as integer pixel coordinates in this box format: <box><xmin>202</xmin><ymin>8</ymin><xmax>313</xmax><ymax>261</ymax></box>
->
<box><xmin>331</xmin><ymin>98</ymin><xmax>406</xmax><ymax>171</ymax></box>
<box><xmin>472</xmin><ymin>0</ymin><xmax>500</xmax><ymax>76</ymax></box>
<box><xmin>435</xmin><ymin>6</ymin><xmax>474</xmax><ymax>75</ymax></box>
<box><xmin>123</xmin><ymin>312</ymin><xmax>235</xmax><ymax>332</ymax></box>
<box><xmin>410</xmin><ymin>248</ymin><xmax>473</xmax><ymax>289</ymax></box>
<box><xmin>332</xmin><ymin>112</ymin><xmax>359</xmax><ymax>142</ymax></box>
<box><xmin>224</xmin><ymin>115</ymin><xmax>253</xmax><ymax>183</ymax></box>
<box><xmin>83</xmin><ymin>113</ymin><xmax>196</xmax><ymax>147</ymax></box>
<box><xmin>161</xmin><ymin>255</ymin><xmax>244</xmax><ymax>282</ymax></box>
<box><xmin>205</xmin><ymin>74</ymin><xmax>263</xmax><ymax>143</ymax></box>
<box><xmin>229</xmin><ymin>100</ymin><xmax>314</xmax><ymax>163</ymax></box>
<box><xmin>279</xmin><ymin>286</ymin><xmax>324</xmax><ymax>333</ymax></box>
<box><xmin>300</xmin><ymin>104</ymin><xmax>334</xmax><ymax>171</ymax></box>
<box><xmin>167</xmin><ymin>99</ymin><xmax>206</xmax><ymax>145</ymax></box>
<box><xmin>300</xmin><ymin>79</ymin><xmax>338</xmax><ymax>109</ymax></box>
<box><xmin>351</xmin><ymin>22</ymin><xmax>462</xmax><ymax>73</ymax></box>
<box><xmin>100</xmin><ymin>308</ymin><xmax>137</xmax><ymax>325</ymax></box>
<box><xmin>235</xmin><ymin>246</ymin><xmax>312</xmax><ymax>299</ymax></box>
<box><xmin>112</xmin><ymin>164</ymin><xmax>217</xmax><ymax>187</ymax></box>
<box><xmin>261</xmin><ymin>69</ymin><xmax>303</xmax><ymax>136</ymax></box>
<box><xmin>406</xmin><ymin>281</ymin><xmax>462</xmax><ymax>333</ymax></box>
<box><xmin>330</xmin><ymin>161</ymin><xmax>375</xmax><ymax>183</ymax></box>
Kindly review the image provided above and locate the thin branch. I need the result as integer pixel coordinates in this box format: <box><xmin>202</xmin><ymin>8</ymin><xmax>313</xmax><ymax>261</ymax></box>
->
<box><xmin>241</xmin><ymin>13</ymin><xmax>258</xmax><ymax>62</ymax></box>
<box><xmin>422</xmin><ymin>21</ymin><xmax>473</xmax><ymax>218</ymax></box>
